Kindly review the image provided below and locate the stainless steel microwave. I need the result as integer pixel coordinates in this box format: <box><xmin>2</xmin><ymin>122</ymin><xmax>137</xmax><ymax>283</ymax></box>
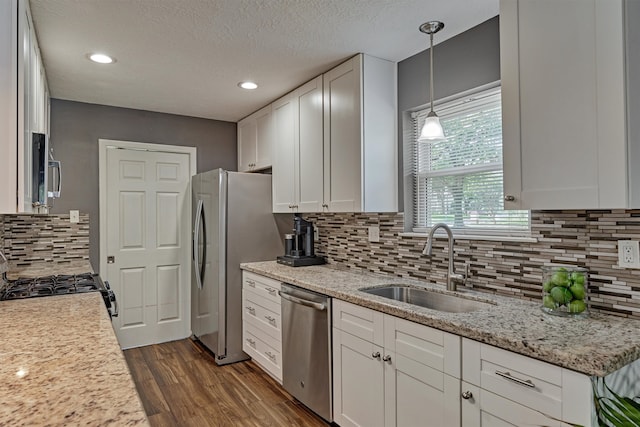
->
<box><xmin>31</xmin><ymin>132</ymin><xmax>61</xmax><ymax>208</ymax></box>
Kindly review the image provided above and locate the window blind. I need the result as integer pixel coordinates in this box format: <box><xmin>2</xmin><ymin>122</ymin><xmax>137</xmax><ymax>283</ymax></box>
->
<box><xmin>412</xmin><ymin>88</ymin><xmax>530</xmax><ymax>235</ymax></box>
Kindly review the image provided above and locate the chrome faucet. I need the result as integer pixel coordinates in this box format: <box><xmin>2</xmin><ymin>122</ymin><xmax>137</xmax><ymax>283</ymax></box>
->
<box><xmin>422</xmin><ymin>223</ymin><xmax>466</xmax><ymax>291</ymax></box>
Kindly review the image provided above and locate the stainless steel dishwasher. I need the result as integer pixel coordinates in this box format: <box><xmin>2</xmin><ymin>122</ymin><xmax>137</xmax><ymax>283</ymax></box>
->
<box><xmin>279</xmin><ymin>283</ymin><xmax>332</xmax><ymax>423</ymax></box>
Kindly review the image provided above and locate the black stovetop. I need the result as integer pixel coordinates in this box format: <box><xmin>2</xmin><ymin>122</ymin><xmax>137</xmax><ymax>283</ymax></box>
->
<box><xmin>1</xmin><ymin>273</ymin><xmax>105</xmax><ymax>300</ymax></box>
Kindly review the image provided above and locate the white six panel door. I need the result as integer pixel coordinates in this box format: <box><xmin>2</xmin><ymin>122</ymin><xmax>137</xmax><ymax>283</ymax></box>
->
<box><xmin>106</xmin><ymin>146</ymin><xmax>191</xmax><ymax>349</ymax></box>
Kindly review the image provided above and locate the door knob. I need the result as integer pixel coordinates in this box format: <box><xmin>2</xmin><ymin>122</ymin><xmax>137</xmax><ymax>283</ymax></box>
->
<box><xmin>504</xmin><ymin>195</ymin><xmax>516</xmax><ymax>202</ymax></box>
<box><xmin>372</xmin><ymin>351</ymin><xmax>381</xmax><ymax>360</ymax></box>
<box><xmin>461</xmin><ymin>391</ymin><xmax>473</xmax><ymax>400</ymax></box>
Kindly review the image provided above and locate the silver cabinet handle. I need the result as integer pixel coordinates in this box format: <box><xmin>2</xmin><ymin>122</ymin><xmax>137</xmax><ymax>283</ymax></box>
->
<box><xmin>246</xmin><ymin>338</ymin><xmax>256</xmax><ymax>346</ymax></box>
<box><xmin>495</xmin><ymin>371</ymin><xmax>535</xmax><ymax>388</ymax></box>
<box><xmin>264</xmin><ymin>315</ymin><xmax>276</xmax><ymax>323</ymax></box>
<box><xmin>372</xmin><ymin>352</ymin><xmax>381</xmax><ymax>360</ymax></box>
<box><xmin>504</xmin><ymin>195</ymin><xmax>516</xmax><ymax>202</ymax></box>
<box><xmin>279</xmin><ymin>291</ymin><xmax>326</xmax><ymax>310</ymax></box>
<box><xmin>383</xmin><ymin>355</ymin><xmax>392</xmax><ymax>363</ymax></box>
<box><xmin>461</xmin><ymin>391</ymin><xmax>473</xmax><ymax>400</ymax></box>
<box><xmin>246</xmin><ymin>279</ymin><xmax>256</xmax><ymax>287</ymax></box>
<box><xmin>266</xmin><ymin>287</ymin><xmax>277</xmax><ymax>296</ymax></box>
<box><xmin>245</xmin><ymin>306</ymin><xmax>256</xmax><ymax>314</ymax></box>
<box><xmin>265</xmin><ymin>351</ymin><xmax>276</xmax><ymax>361</ymax></box>
<box><xmin>322</xmin><ymin>203</ymin><xmax>328</xmax><ymax>208</ymax></box>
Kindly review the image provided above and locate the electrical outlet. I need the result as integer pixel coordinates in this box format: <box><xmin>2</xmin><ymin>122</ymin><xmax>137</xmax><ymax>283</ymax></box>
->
<box><xmin>368</xmin><ymin>226</ymin><xmax>380</xmax><ymax>243</ymax></box>
<box><xmin>69</xmin><ymin>210</ymin><xmax>80</xmax><ymax>223</ymax></box>
<box><xmin>314</xmin><ymin>226</ymin><xmax>319</xmax><ymax>241</ymax></box>
<box><xmin>618</xmin><ymin>240</ymin><xmax>640</xmax><ymax>268</ymax></box>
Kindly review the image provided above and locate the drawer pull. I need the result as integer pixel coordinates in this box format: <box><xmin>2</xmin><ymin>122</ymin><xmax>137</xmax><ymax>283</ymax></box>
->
<box><xmin>383</xmin><ymin>355</ymin><xmax>392</xmax><ymax>363</ymax></box>
<box><xmin>266</xmin><ymin>287</ymin><xmax>277</xmax><ymax>295</ymax></box>
<box><xmin>461</xmin><ymin>391</ymin><xmax>473</xmax><ymax>400</ymax></box>
<box><xmin>264</xmin><ymin>315</ymin><xmax>276</xmax><ymax>323</ymax></box>
<box><xmin>246</xmin><ymin>338</ymin><xmax>256</xmax><ymax>346</ymax></box>
<box><xmin>246</xmin><ymin>280</ymin><xmax>256</xmax><ymax>287</ymax></box>
<box><xmin>495</xmin><ymin>370</ymin><xmax>535</xmax><ymax>388</ymax></box>
<box><xmin>245</xmin><ymin>306</ymin><xmax>256</xmax><ymax>314</ymax></box>
<box><xmin>265</xmin><ymin>351</ymin><xmax>276</xmax><ymax>361</ymax></box>
<box><xmin>372</xmin><ymin>351</ymin><xmax>381</xmax><ymax>360</ymax></box>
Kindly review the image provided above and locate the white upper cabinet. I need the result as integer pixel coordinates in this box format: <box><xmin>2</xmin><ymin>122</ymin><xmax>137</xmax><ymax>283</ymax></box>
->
<box><xmin>237</xmin><ymin>104</ymin><xmax>273</xmax><ymax>172</ymax></box>
<box><xmin>270</xmin><ymin>53</ymin><xmax>398</xmax><ymax>214</ymax></box>
<box><xmin>501</xmin><ymin>0</ymin><xmax>637</xmax><ymax>210</ymax></box>
<box><xmin>323</xmin><ymin>54</ymin><xmax>398</xmax><ymax>212</ymax></box>
<box><xmin>0</xmin><ymin>0</ymin><xmax>49</xmax><ymax>213</ymax></box>
<box><xmin>272</xmin><ymin>76</ymin><xmax>324</xmax><ymax>213</ymax></box>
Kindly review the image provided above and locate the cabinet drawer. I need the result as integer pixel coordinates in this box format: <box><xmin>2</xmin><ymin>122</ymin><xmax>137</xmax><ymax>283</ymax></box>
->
<box><xmin>463</xmin><ymin>339</ymin><xmax>562</xmax><ymax>419</ymax></box>
<box><xmin>333</xmin><ymin>299</ymin><xmax>384</xmax><ymax>345</ymax></box>
<box><xmin>244</xmin><ymin>286</ymin><xmax>281</xmax><ymax>315</ymax></box>
<box><xmin>385</xmin><ymin>316</ymin><xmax>460</xmax><ymax>378</ymax></box>
<box><xmin>243</xmin><ymin>272</ymin><xmax>281</xmax><ymax>305</ymax></box>
<box><xmin>243</xmin><ymin>293</ymin><xmax>281</xmax><ymax>343</ymax></box>
<box><xmin>243</xmin><ymin>325</ymin><xmax>282</xmax><ymax>382</ymax></box>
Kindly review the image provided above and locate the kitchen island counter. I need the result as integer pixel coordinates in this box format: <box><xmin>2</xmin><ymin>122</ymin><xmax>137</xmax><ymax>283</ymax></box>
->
<box><xmin>0</xmin><ymin>292</ymin><xmax>148</xmax><ymax>426</ymax></box>
<box><xmin>242</xmin><ymin>261</ymin><xmax>640</xmax><ymax>377</ymax></box>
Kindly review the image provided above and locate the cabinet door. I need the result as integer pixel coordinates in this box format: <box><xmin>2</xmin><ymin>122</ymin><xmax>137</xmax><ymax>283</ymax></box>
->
<box><xmin>0</xmin><ymin>0</ymin><xmax>18</xmax><ymax>212</ymax></box>
<box><xmin>461</xmin><ymin>382</ymin><xmax>561</xmax><ymax>427</ymax></box>
<box><xmin>387</xmin><ymin>353</ymin><xmax>460</xmax><ymax>427</ymax></box>
<box><xmin>296</xmin><ymin>76</ymin><xmax>324</xmax><ymax>212</ymax></box>
<box><xmin>333</xmin><ymin>328</ymin><xmax>385</xmax><ymax>427</ymax></box>
<box><xmin>272</xmin><ymin>93</ymin><xmax>297</xmax><ymax>212</ymax></box>
<box><xmin>237</xmin><ymin>116</ymin><xmax>257</xmax><ymax>172</ymax></box>
<box><xmin>254</xmin><ymin>105</ymin><xmax>273</xmax><ymax>170</ymax></box>
<box><xmin>323</xmin><ymin>55</ymin><xmax>362</xmax><ymax>212</ymax></box>
<box><xmin>501</xmin><ymin>0</ymin><xmax>626</xmax><ymax>209</ymax></box>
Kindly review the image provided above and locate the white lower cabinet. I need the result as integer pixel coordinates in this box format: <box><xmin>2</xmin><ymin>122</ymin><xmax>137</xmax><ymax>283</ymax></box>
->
<box><xmin>241</xmin><ymin>272</ymin><xmax>283</xmax><ymax>382</ymax></box>
<box><xmin>461</xmin><ymin>382</ymin><xmax>561</xmax><ymax>427</ymax></box>
<box><xmin>332</xmin><ymin>299</ymin><xmax>461</xmax><ymax>427</ymax></box>
<box><xmin>461</xmin><ymin>338</ymin><xmax>592</xmax><ymax>427</ymax></box>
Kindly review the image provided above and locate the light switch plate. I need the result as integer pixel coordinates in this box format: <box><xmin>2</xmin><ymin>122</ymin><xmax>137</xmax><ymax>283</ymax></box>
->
<box><xmin>618</xmin><ymin>240</ymin><xmax>640</xmax><ymax>268</ymax></box>
<box><xmin>69</xmin><ymin>210</ymin><xmax>80</xmax><ymax>223</ymax></box>
<box><xmin>368</xmin><ymin>226</ymin><xmax>380</xmax><ymax>243</ymax></box>
<box><xmin>314</xmin><ymin>226</ymin><xmax>319</xmax><ymax>241</ymax></box>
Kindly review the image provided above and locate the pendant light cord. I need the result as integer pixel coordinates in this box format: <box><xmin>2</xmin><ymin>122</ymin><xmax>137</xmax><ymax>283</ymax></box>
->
<box><xmin>429</xmin><ymin>31</ymin><xmax>435</xmax><ymax>114</ymax></box>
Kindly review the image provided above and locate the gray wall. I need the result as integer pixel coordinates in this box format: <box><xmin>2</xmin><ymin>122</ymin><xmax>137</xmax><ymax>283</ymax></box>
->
<box><xmin>397</xmin><ymin>16</ymin><xmax>500</xmax><ymax>222</ymax></box>
<box><xmin>49</xmin><ymin>99</ymin><xmax>237</xmax><ymax>271</ymax></box>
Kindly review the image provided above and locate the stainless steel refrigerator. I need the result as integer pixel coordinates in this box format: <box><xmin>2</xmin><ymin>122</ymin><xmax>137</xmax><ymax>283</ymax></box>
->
<box><xmin>191</xmin><ymin>169</ymin><xmax>283</xmax><ymax>365</ymax></box>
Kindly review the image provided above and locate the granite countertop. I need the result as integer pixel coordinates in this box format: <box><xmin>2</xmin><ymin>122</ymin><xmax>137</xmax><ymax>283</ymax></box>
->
<box><xmin>241</xmin><ymin>261</ymin><xmax>640</xmax><ymax>377</ymax></box>
<box><xmin>0</xmin><ymin>293</ymin><xmax>148</xmax><ymax>426</ymax></box>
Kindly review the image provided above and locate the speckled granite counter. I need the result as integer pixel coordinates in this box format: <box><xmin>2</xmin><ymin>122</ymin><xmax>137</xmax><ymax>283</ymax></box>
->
<box><xmin>0</xmin><ymin>293</ymin><xmax>148</xmax><ymax>426</ymax></box>
<box><xmin>241</xmin><ymin>261</ymin><xmax>640</xmax><ymax>377</ymax></box>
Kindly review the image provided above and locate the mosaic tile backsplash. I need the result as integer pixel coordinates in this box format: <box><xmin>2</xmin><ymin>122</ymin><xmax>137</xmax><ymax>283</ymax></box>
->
<box><xmin>304</xmin><ymin>210</ymin><xmax>640</xmax><ymax>319</ymax></box>
<box><xmin>1</xmin><ymin>214</ymin><xmax>90</xmax><ymax>270</ymax></box>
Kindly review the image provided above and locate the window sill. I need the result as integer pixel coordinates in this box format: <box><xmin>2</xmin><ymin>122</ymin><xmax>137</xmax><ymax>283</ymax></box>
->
<box><xmin>398</xmin><ymin>232</ymin><xmax>537</xmax><ymax>243</ymax></box>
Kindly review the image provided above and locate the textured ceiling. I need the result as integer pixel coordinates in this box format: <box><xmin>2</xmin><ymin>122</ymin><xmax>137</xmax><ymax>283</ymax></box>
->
<box><xmin>30</xmin><ymin>0</ymin><xmax>498</xmax><ymax>122</ymax></box>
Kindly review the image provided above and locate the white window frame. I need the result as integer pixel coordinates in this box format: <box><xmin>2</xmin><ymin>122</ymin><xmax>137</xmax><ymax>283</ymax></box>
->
<box><xmin>410</xmin><ymin>85</ymin><xmax>531</xmax><ymax>237</ymax></box>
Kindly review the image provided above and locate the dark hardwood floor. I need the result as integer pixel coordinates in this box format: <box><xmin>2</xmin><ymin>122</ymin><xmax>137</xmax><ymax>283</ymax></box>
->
<box><xmin>123</xmin><ymin>339</ymin><xmax>330</xmax><ymax>426</ymax></box>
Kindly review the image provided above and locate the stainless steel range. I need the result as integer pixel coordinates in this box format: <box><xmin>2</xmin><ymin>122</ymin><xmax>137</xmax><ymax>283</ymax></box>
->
<box><xmin>1</xmin><ymin>273</ymin><xmax>118</xmax><ymax>318</ymax></box>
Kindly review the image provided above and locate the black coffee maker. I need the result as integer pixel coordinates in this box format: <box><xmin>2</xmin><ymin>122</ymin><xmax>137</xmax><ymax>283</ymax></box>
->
<box><xmin>277</xmin><ymin>215</ymin><xmax>326</xmax><ymax>267</ymax></box>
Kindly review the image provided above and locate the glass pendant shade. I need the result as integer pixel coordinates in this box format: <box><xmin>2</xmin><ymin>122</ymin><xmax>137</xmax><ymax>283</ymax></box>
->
<box><xmin>419</xmin><ymin>20</ymin><xmax>445</xmax><ymax>143</ymax></box>
<box><xmin>418</xmin><ymin>112</ymin><xmax>445</xmax><ymax>141</ymax></box>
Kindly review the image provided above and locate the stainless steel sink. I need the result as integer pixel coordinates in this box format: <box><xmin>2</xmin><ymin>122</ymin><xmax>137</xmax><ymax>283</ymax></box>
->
<box><xmin>360</xmin><ymin>285</ymin><xmax>492</xmax><ymax>313</ymax></box>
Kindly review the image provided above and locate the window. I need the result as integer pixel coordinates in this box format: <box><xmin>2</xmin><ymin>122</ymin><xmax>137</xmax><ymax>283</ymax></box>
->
<box><xmin>411</xmin><ymin>87</ymin><xmax>529</xmax><ymax>235</ymax></box>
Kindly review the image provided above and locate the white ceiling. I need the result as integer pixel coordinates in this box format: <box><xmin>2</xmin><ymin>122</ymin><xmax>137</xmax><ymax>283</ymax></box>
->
<box><xmin>30</xmin><ymin>0</ymin><xmax>498</xmax><ymax>123</ymax></box>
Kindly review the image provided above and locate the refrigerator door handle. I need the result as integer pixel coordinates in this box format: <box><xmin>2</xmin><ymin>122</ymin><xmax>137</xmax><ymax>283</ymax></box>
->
<box><xmin>193</xmin><ymin>199</ymin><xmax>206</xmax><ymax>290</ymax></box>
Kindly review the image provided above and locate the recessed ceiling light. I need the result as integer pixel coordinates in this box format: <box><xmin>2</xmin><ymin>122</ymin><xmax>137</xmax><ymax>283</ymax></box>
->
<box><xmin>88</xmin><ymin>53</ymin><xmax>115</xmax><ymax>64</ymax></box>
<box><xmin>238</xmin><ymin>81</ymin><xmax>258</xmax><ymax>90</ymax></box>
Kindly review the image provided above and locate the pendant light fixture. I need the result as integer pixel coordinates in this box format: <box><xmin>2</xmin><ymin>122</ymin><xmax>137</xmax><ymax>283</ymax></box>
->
<box><xmin>418</xmin><ymin>21</ymin><xmax>445</xmax><ymax>142</ymax></box>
